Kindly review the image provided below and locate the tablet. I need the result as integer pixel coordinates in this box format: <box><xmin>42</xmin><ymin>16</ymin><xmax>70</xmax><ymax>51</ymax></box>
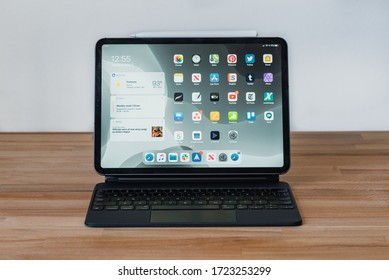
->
<box><xmin>94</xmin><ymin>37</ymin><xmax>290</xmax><ymax>175</ymax></box>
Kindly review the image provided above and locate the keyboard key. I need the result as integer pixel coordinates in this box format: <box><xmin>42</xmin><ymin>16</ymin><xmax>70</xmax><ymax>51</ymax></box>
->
<box><xmin>237</xmin><ymin>205</ymin><xmax>248</xmax><ymax>210</ymax></box>
<box><xmin>120</xmin><ymin>206</ymin><xmax>134</xmax><ymax>210</ymax></box>
<box><xmin>248</xmin><ymin>205</ymin><xmax>264</xmax><ymax>210</ymax></box>
<box><xmin>136</xmin><ymin>205</ymin><xmax>150</xmax><ymax>210</ymax></box>
<box><xmin>222</xmin><ymin>205</ymin><xmax>235</xmax><ymax>210</ymax></box>
<box><xmin>279</xmin><ymin>205</ymin><xmax>295</xmax><ymax>209</ymax></box>
<box><xmin>92</xmin><ymin>206</ymin><xmax>104</xmax><ymax>211</ymax></box>
<box><xmin>105</xmin><ymin>206</ymin><xmax>119</xmax><ymax>210</ymax></box>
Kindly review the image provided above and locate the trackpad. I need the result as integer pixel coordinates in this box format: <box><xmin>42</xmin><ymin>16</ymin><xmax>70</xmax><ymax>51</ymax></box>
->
<box><xmin>151</xmin><ymin>210</ymin><xmax>236</xmax><ymax>223</ymax></box>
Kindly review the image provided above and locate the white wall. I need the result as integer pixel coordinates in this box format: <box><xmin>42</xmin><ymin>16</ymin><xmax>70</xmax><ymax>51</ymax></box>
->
<box><xmin>0</xmin><ymin>0</ymin><xmax>388</xmax><ymax>132</ymax></box>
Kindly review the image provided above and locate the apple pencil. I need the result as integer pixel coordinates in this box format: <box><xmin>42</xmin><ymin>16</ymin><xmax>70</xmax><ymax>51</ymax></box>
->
<box><xmin>129</xmin><ymin>30</ymin><xmax>258</xmax><ymax>38</ymax></box>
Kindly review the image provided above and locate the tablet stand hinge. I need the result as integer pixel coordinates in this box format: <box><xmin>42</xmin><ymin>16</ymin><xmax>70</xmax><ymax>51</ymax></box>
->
<box><xmin>105</xmin><ymin>175</ymin><xmax>279</xmax><ymax>183</ymax></box>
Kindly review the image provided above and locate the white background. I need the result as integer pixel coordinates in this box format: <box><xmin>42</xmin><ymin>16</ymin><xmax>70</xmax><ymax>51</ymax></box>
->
<box><xmin>0</xmin><ymin>0</ymin><xmax>388</xmax><ymax>132</ymax></box>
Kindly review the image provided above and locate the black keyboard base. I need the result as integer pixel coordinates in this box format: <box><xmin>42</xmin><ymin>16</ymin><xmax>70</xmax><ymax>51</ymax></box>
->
<box><xmin>85</xmin><ymin>182</ymin><xmax>302</xmax><ymax>227</ymax></box>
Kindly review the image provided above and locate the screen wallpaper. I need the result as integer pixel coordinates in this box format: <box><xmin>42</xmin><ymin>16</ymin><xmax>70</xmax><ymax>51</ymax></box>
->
<box><xmin>100</xmin><ymin>42</ymin><xmax>284</xmax><ymax>168</ymax></box>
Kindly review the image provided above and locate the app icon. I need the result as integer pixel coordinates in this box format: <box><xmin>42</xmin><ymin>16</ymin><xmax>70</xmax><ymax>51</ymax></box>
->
<box><xmin>192</xmin><ymin>131</ymin><xmax>202</xmax><ymax>140</ymax></box>
<box><xmin>174</xmin><ymin>92</ymin><xmax>183</xmax><ymax>102</ymax></box>
<box><xmin>246</xmin><ymin>112</ymin><xmax>256</xmax><ymax>121</ymax></box>
<box><xmin>263</xmin><ymin>73</ymin><xmax>273</xmax><ymax>83</ymax></box>
<box><xmin>230</xmin><ymin>152</ymin><xmax>240</xmax><ymax>161</ymax></box>
<box><xmin>227</xmin><ymin>54</ymin><xmax>237</xmax><ymax>64</ymax></box>
<box><xmin>168</xmin><ymin>153</ymin><xmax>178</xmax><ymax>162</ymax></box>
<box><xmin>228</xmin><ymin>73</ymin><xmax>238</xmax><ymax>83</ymax></box>
<box><xmin>228</xmin><ymin>130</ymin><xmax>238</xmax><ymax>140</ymax></box>
<box><xmin>245</xmin><ymin>54</ymin><xmax>255</xmax><ymax>64</ymax></box>
<box><xmin>207</xmin><ymin>153</ymin><xmax>216</xmax><ymax>162</ymax></box>
<box><xmin>210</xmin><ymin>73</ymin><xmax>220</xmax><ymax>83</ymax></box>
<box><xmin>174</xmin><ymin>73</ymin><xmax>184</xmax><ymax>83</ymax></box>
<box><xmin>144</xmin><ymin>153</ymin><xmax>155</xmax><ymax>162</ymax></box>
<box><xmin>192</xmin><ymin>152</ymin><xmax>202</xmax><ymax>162</ymax></box>
<box><xmin>192</xmin><ymin>73</ymin><xmax>201</xmax><ymax>83</ymax></box>
<box><xmin>219</xmin><ymin>153</ymin><xmax>228</xmax><ymax>161</ymax></box>
<box><xmin>174</xmin><ymin>131</ymin><xmax>184</xmax><ymax>141</ymax></box>
<box><xmin>192</xmin><ymin>92</ymin><xmax>202</xmax><ymax>102</ymax></box>
<box><xmin>192</xmin><ymin>111</ymin><xmax>202</xmax><ymax>121</ymax></box>
<box><xmin>210</xmin><ymin>131</ymin><xmax>220</xmax><ymax>140</ymax></box>
<box><xmin>264</xmin><ymin>92</ymin><xmax>274</xmax><ymax>102</ymax></box>
<box><xmin>228</xmin><ymin>111</ymin><xmax>238</xmax><ymax>122</ymax></box>
<box><xmin>246</xmin><ymin>92</ymin><xmax>256</xmax><ymax>102</ymax></box>
<box><xmin>210</xmin><ymin>92</ymin><xmax>219</xmax><ymax>102</ymax></box>
<box><xmin>246</xmin><ymin>73</ymin><xmax>255</xmax><ymax>83</ymax></box>
<box><xmin>192</xmin><ymin>54</ymin><xmax>201</xmax><ymax>64</ymax></box>
<box><xmin>209</xmin><ymin>111</ymin><xmax>220</xmax><ymax>122</ymax></box>
<box><xmin>209</xmin><ymin>54</ymin><xmax>219</xmax><ymax>64</ymax></box>
<box><xmin>180</xmin><ymin>153</ymin><xmax>190</xmax><ymax>162</ymax></box>
<box><xmin>174</xmin><ymin>54</ymin><xmax>183</xmax><ymax>64</ymax></box>
<box><xmin>228</xmin><ymin>91</ymin><xmax>238</xmax><ymax>102</ymax></box>
<box><xmin>174</xmin><ymin>111</ymin><xmax>184</xmax><ymax>122</ymax></box>
<box><xmin>156</xmin><ymin>153</ymin><xmax>166</xmax><ymax>162</ymax></box>
<box><xmin>263</xmin><ymin>54</ymin><xmax>273</xmax><ymax>63</ymax></box>
<box><xmin>264</xmin><ymin>111</ymin><xmax>274</xmax><ymax>121</ymax></box>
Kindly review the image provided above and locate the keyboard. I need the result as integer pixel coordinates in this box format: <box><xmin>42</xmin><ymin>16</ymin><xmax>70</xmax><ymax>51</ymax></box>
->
<box><xmin>90</xmin><ymin>188</ymin><xmax>295</xmax><ymax>211</ymax></box>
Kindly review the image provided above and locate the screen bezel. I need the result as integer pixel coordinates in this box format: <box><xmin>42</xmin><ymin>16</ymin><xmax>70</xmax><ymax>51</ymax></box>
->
<box><xmin>94</xmin><ymin>37</ymin><xmax>290</xmax><ymax>176</ymax></box>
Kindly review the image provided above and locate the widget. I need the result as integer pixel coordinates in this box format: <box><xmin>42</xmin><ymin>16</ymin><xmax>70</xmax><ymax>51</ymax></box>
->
<box><xmin>192</xmin><ymin>54</ymin><xmax>201</xmax><ymax>64</ymax></box>
<box><xmin>228</xmin><ymin>91</ymin><xmax>238</xmax><ymax>102</ymax></box>
<box><xmin>192</xmin><ymin>92</ymin><xmax>202</xmax><ymax>102</ymax></box>
<box><xmin>209</xmin><ymin>54</ymin><xmax>219</xmax><ymax>64</ymax></box>
<box><xmin>192</xmin><ymin>131</ymin><xmax>202</xmax><ymax>140</ymax></box>
<box><xmin>228</xmin><ymin>111</ymin><xmax>238</xmax><ymax>122</ymax></box>
<box><xmin>264</xmin><ymin>92</ymin><xmax>274</xmax><ymax>102</ymax></box>
<box><xmin>246</xmin><ymin>112</ymin><xmax>256</xmax><ymax>121</ymax></box>
<box><xmin>210</xmin><ymin>92</ymin><xmax>219</xmax><ymax>102</ymax></box>
<box><xmin>192</xmin><ymin>73</ymin><xmax>201</xmax><ymax>83</ymax></box>
<box><xmin>228</xmin><ymin>130</ymin><xmax>238</xmax><ymax>140</ymax></box>
<box><xmin>174</xmin><ymin>73</ymin><xmax>184</xmax><ymax>83</ymax></box>
<box><xmin>246</xmin><ymin>73</ymin><xmax>255</xmax><ymax>83</ymax></box>
<box><xmin>174</xmin><ymin>54</ymin><xmax>183</xmax><ymax>64</ymax></box>
<box><xmin>227</xmin><ymin>54</ymin><xmax>237</xmax><ymax>64</ymax></box>
<box><xmin>264</xmin><ymin>111</ymin><xmax>274</xmax><ymax>121</ymax></box>
<box><xmin>210</xmin><ymin>73</ymin><xmax>220</xmax><ymax>83</ymax></box>
<box><xmin>245</xmin><ymin>54</ymin><xmax>255</xmax><ymax>64</ymax></box>
<box><xmin>210</xmin><ymin>131</ymin><xmax>220</xmax><ymax>140</ymax></box>
<box><xmin>263</xmin><ymin>54</ymin><xmax>273</xmax><ymax>64</ymax></box>
<box><xmin>210</xmin><ymin>111</ymin><xmax>220</xmax><ymax>122</ymax></box>
<box><xmin>228</xmin><ymin>73</ymin><xmax>238</xmax><ymax>83</ymax></box>
<box><xmin>263</xmin><ymin>73</ymin><xmax>273</xmax><ymax>83</ymax></box>
<box><xmin>246</xmin><ymin>92</ymin><xmax>255</xmax><ymax>102</ymax></box>
<box><xmin>174</xmin><ymin>92</ymin><xmax>183</xmax><ymax>102</ymax></box>
<box><xmin>168</xmin><ymin>153</ymin><xmax>178</xmax><ymax>162</ymax></box>
<box><xmin>174</xmin><ymin>112</ymin><xmax>184</xmax><ymax>122</ymax></box>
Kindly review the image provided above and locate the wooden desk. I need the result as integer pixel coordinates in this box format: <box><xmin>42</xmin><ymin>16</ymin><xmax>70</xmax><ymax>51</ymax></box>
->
<box><xmin>0</xmin><ymin>132</ymin><xmax>388</xmax><ymax>259</ymax></box>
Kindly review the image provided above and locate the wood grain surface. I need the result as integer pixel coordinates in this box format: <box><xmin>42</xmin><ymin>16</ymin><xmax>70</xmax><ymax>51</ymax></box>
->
<box><xmin>0</xmin><ymin>132</ymin><xmax>388</xmax><ymax>260</ymax></box>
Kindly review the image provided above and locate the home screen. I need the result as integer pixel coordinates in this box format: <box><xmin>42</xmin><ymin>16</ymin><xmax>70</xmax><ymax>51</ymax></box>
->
<box><xmin>100</xmin><ymin>43</ymin><xmax>284</xmax><ymax>168</ymax></box>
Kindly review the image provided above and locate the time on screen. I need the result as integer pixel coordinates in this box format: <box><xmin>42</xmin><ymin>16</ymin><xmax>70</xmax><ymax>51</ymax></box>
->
<box><xmin>111</xmin><ymin>56</ymin><xmax>131</xmax><ymax>63</ymax></box>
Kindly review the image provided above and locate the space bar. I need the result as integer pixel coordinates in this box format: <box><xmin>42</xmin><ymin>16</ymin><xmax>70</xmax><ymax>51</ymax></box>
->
<box><xmin>151</xmin><ymin>205</ymin><xmax>220</xmax><ymax>210</ymax></box>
